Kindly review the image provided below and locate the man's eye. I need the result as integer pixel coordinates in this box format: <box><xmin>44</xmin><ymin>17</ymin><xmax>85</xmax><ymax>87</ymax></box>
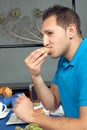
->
<box><xmin>48</xmin><ymin>32</ymin><xmax>53</xmax><ymax>35</ymax></box>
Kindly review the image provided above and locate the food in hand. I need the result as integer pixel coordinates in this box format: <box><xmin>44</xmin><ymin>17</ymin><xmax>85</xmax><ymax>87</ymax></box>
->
<box><xmin>0</xmin><ymin>86</ymin><xmax>12</xmax><ymax>97</ymax></box>
<box><xmin>41</xmin><ymin>47</ymin><xmax>50</xmax><ymax>54</ymax></box>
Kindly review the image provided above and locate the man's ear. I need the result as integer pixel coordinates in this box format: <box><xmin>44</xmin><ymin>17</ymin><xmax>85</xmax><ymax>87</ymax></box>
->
<box><xmin>68</xmin><ymin>24</ymin><xmax>76</xmax><ymax>39</ymax></box>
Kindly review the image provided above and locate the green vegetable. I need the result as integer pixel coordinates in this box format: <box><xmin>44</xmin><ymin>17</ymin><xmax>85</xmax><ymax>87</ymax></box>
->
<box><xmin>15</xmin><ymin>126</ymin><xmax>24</xmax><ymax>130</ymax></box>
<box><xmin>25</xmin><ymin>124</ymin><xmax>39</xmax><ymax>130</ymax></box>
<box><xmin>32</xmin><ymin>127</ymin><xmax>43</xmax><ymax>130</ymax></box>
<box><xmin>15</xmin><ymin>123</ymin><xmax>43</xmax><ymax>130</ymax></box>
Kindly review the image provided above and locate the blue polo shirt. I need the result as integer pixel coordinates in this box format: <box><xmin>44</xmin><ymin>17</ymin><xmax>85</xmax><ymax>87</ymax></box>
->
<box><xmin>52</xmin><ymin>38</ymin><xmax>87</xmax><ymax>118</ymax></box>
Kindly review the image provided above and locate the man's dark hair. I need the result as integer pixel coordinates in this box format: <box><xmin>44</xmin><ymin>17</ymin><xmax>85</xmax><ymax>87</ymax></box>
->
<box><xmin>42</xmin><ymin>5</ymin><xmax>82</xmax><ymax>37</ymax></box>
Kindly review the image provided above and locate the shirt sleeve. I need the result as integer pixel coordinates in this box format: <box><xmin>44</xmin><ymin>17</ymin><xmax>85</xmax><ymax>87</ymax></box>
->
<box><xmin>78</xmin><ymin>54</ymin><xmax>87</xmax><ymax>106</ymax></box>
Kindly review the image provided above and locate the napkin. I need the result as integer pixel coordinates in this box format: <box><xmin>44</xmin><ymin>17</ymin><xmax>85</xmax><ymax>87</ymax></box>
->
<box><xmin>49</xmin><ymin>105</ymin><xmax>65</xmax><ymax>117</ymax></box>
<box><xmin>6</xmin><ymin>113</ymin><xmax>26</xmax><ymax>125</ymax></box>
<box><xmin>0</xmin><ymin>93</ymin><xmax>23</xmax><ymax>107</ymax></box>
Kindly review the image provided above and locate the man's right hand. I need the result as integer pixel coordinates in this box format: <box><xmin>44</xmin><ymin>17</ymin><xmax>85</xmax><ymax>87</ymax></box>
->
<box><xmin>24</xmin><ymin>49</ymin><xmax>47</xmax><ymax>78</ymax></box>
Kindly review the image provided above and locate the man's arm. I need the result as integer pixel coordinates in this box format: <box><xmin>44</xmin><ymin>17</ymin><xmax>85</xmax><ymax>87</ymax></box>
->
<box><xmin>32</xmin><ymin>76</ymin><xmax>60</xmax><ymax>111</ymax></box>
<box><xmin>31</xmin><ymin>75</ymin><xmax>60</xmax><ymax>111</ymax></box>
<box><xmin>14</xmin><ymin>94</ymin><xmax>87</xmax><ymax>130</ymax></box>
<box><xmin>30</xmin><ymin>106</ymin><xmax>87</xmax><ymax>130</ymax></box>
<box><xmin>24</xmin><ymin>48</ymin><xmax>60</xmax><ymax>111</ymax></box>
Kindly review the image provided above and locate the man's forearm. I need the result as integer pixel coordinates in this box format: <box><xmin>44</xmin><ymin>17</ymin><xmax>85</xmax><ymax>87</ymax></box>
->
<box><xmin>31</xmin><ymin>75</ymin><xmax>57</xmax><ymax>110</ymax></box>
<box><xmin>30</xmin><ymin>112</ymin><xmax>85</xmax><ymax>130</ymax></box>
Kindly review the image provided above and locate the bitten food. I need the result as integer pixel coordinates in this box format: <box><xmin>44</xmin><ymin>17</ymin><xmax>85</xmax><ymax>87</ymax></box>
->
<box><xmin>0</xmin><ymin>86</ymin><xmax>12</xmax><ymax>97</ymax></box>
<box><xmin>41</xmin><ymin>47</ymin><xmax>50</xmax><ymax>54</ymax></box>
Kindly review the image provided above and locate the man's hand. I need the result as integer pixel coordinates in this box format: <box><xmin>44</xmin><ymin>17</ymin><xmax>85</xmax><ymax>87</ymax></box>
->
<box><xmin>13</xmin><ymin>94</ymin><xmax>34</xmax><ymax>123</ymax></box>
<box><xmin>24</xmin><ymin>49</ymin><xmax>47</xmax><ymax>78</ymax></box>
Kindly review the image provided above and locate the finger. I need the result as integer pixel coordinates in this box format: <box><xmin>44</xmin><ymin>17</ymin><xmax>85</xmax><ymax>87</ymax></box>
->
<box><xmin>33</xmin><ymin>53</ymin><xmax>47</xmax><ymax>66</ymax></box>
<box><xmin>16</xmin><ymin>94</ymin><xmax>24</xmax><ymax>103</ymax></box>
<box><xmin>25</xmin><ymin>49</ymin><xmax>44</xmax><ymax>64</ymax></box>
<box><xmin>18</xmin><ymin>93</ymin><xmax>25</xmax><ymax>98</ymax></box>
<box><xmin>13</xmin><ymin>103</ymin><xmax>18</xmax><ymax>109</ymax></box>
<box><xmin>24</xmin><ymin>49</ymin><xmax>40</xmax><ymax>63</ymax></box>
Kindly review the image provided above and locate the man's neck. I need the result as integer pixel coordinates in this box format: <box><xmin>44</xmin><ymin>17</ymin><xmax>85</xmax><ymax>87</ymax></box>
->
<box><xmin>65</xmin><ymin>37</ymin><xmax>82</xmax><ymax>61</ymax></box>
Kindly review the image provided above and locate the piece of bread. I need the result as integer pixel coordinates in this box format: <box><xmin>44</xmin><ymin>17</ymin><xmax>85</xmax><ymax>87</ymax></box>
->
<box><xmin>0</xmin><ymin>86</ymin><xmax>12</xmax><ymax>97</ymax></box>
<box><xmin>41</xmin><ymin>47</ymin><xmax>50</xmax><ymax>54</ymax></box>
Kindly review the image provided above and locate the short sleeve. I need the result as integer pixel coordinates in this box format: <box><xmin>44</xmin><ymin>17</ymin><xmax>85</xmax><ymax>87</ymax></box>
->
<box><xmin>78</xmin><ymin>55</ymin><xmax>87</xmax><ymax>106</ymax></box>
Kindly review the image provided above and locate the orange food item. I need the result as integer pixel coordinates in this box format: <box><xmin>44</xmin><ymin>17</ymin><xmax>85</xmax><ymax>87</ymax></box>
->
<box><xmin>0</xmin><ymin>86</ymin><xmax>12</xmax><ymax>97</ymax></box>
<box><xmin>35</xmin><ymin>108</ymin><xmax>43</xmax><ymax>113</ymax></box>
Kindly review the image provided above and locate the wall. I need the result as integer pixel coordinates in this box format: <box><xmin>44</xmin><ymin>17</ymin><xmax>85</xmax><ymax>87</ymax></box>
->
<box><xmin>75</xmin><ymin>0</ymin><xmax>87</xmax><ymax>37</ymax></box>
<box><xmin>0</xmin><ymin>47</ymin><xmax>58</xmax><ymax>83</ymax></box>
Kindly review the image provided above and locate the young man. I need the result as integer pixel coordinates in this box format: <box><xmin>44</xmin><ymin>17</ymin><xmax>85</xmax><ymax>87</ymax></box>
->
<box><xmin>13</xmin><ymin>5</ymin><xmax>87</xmax><ymax>130</ymax></box>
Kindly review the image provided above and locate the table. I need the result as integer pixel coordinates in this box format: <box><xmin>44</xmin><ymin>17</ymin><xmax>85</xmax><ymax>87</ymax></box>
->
<box><xmin>0</xmin><ymin>110</ymin><xmax>27</xmax><ymax>130</ymax></box>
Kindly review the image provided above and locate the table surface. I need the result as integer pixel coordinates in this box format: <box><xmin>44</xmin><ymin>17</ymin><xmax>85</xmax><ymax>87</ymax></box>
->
<box><xmin>0</xmin><ymin>110</ymin><xmax>27</xmax><ymax>130</ymax></box>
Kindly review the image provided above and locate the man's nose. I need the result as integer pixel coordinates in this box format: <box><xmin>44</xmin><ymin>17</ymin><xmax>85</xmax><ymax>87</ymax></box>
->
<box><xmin>43</xmin><ymin>36</ymin><xmax>49</xmax><ymax>46</ymax></box>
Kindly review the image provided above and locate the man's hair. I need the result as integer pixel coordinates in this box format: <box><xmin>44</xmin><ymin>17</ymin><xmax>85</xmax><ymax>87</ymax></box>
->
<box><xmin>42</xmin><ymin>5</ymin><xmax>82</xmax><ymax>37</ymax></box>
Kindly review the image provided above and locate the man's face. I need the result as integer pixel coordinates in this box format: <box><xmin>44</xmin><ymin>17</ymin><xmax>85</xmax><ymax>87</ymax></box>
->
<box><xmin>41</xmin><ymin>15</ymin><xmax>70</xmax><ymax>58</ymax></box>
